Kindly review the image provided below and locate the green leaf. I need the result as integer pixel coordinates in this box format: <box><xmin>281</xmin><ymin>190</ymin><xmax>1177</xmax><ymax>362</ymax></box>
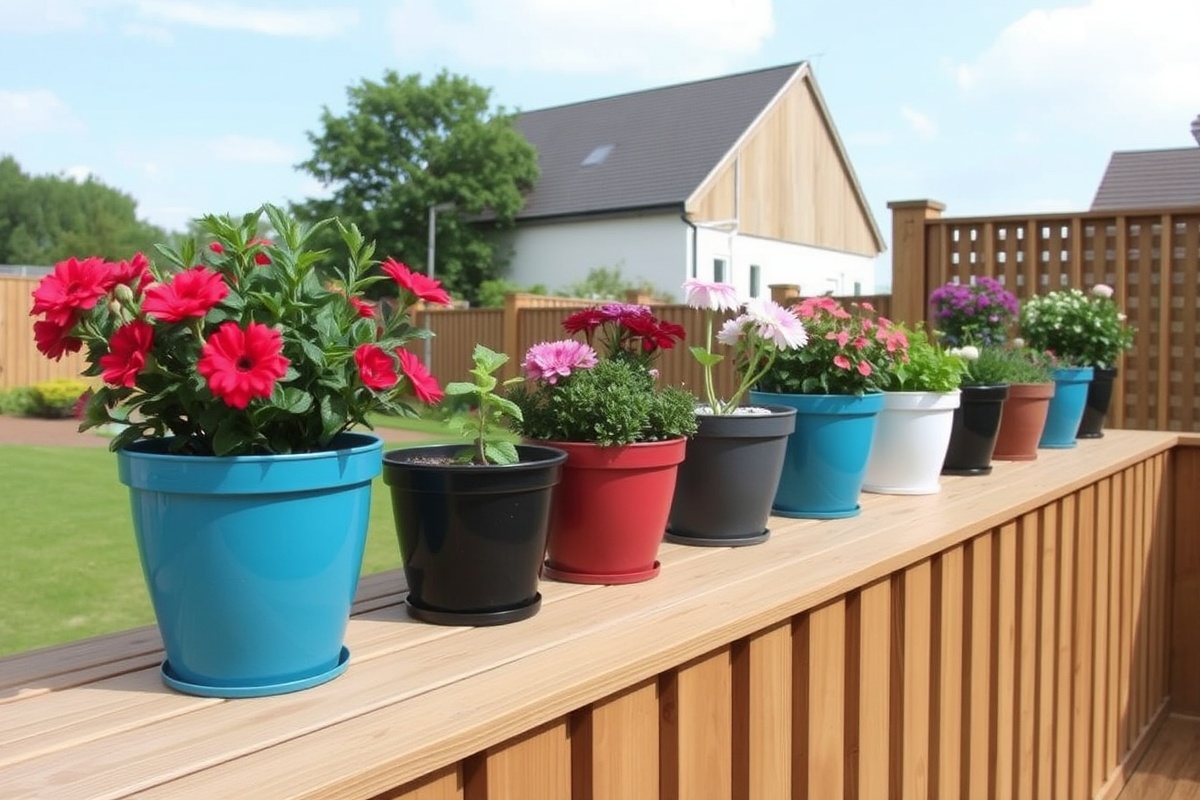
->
<box><xmin>689</xmin><ymin>346</ymin><xmax>724</xmax><ymax>368</ymax></box>
<box><xmin>444</xmin><ymin>381</ymin><xmax>478</xmax><ymax>396</ymax></box>
<box><xmin>484</xmin><ymin>440</ymin><xmax>519</xmax><ymax>466</ymax></box>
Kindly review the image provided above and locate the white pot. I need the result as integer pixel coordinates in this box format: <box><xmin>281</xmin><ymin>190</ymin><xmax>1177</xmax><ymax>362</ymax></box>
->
<box><xmin>862</xmin><ymin>390</ymin><xmax>961</xmax><ymax>495</ymax></box>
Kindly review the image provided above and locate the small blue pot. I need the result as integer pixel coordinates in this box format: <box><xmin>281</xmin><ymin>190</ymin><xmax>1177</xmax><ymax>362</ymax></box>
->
<box><xmin>117</xmin><ymin>433</ymin><xmax>382</xmax><ymax>697</ymax></box>
<box><xmin>1039</xmin><ymin>367</ymin><xmax>1094</xmax><ymax>449</ymax></box>
<box><xmin>750</xmin><ymin>391</ymin><xmax>884</xmax><ymax>519</ymax></box>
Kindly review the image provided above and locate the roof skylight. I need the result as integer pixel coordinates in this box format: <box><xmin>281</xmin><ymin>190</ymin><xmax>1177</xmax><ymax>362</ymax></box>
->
<box><xmin>580</xmin><ymin>144</ymin><xmax>614</xmax><ymax>167</ymax></box>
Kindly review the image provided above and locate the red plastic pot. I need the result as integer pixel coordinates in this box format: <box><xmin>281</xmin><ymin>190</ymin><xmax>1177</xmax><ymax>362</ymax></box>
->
<box><xmin>537</xmin><ymin>437</ymin><xmax>686</xmax><ymax>584</ymax></box>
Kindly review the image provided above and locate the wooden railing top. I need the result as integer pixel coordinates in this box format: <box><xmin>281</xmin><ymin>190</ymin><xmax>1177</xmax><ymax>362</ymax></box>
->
<box><xmin>0</xmin><ymin>431</ymin><xmax>1181</xmax><ymax>799</ymax></box>
<box><xmin>923</xmin><ymin>204</ymin><xmax>1200</xmax><ymax>226</ymax></box>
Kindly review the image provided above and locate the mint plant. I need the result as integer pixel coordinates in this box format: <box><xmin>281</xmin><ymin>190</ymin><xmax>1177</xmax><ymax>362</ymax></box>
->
<box><xmin>443</xmin><ymin>344</ymin><xmax>523</xmax><ymax>465</ymax></box>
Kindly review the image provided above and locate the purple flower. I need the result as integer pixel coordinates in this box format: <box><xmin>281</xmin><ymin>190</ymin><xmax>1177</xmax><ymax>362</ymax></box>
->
<box><xmin>522</xmin><ymin>339</ymin><xmax>599</xmax><ymax>384</ymax></box>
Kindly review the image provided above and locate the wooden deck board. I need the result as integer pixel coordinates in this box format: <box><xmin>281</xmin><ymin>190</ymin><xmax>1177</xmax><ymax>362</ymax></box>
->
<box><xmin>1119</xmin><ymin>715</ymin><xmax>1200</xmax><ymax>800</ymax></box>
<box><xmin>0</xmin><ymin>431</ymin><xmax>1182</xmax><ymax>799</ymax></box>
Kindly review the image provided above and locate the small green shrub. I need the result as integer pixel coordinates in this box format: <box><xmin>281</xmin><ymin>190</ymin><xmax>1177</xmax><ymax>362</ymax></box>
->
<box><xmin>959</xmin><ymin>345</ymin><xmax>1054</xmax><ymax>385</ymax></box>
<box><xmin>30</xmin><ymin>378</ymin><xmax>92</xmax><ymax>418</ymax></box>
<box><xmin>881</xmin><ymin>325</ymin><xmax>966</xmax><ymax>393</ymax></box>
<box><xmin>0</xmin><ymin>386</ymin><xmax>38</xmax><ymax>416</ymax></box>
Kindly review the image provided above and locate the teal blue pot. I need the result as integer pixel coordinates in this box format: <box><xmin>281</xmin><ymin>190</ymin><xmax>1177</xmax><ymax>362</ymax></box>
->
<box><xmin>749</xmin><ymin>391</ymin><xmax>884</xmax><ymax>519</ymax></box>
<box><xmin>1039</xmin><ymin>367</ymin><xmax>1094</xmax><ymax>449</ymax></box>
<box><xmin>117</xmin><ymin>433</ymin><xmax>382</xmax><ymax>698</ymax></box>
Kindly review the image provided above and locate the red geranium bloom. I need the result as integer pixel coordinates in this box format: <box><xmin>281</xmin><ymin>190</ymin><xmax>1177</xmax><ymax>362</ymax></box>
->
<box><xmin>33</xmin><ymin>317</ymin><xmax>83</xmax><ymax>360</ymax></box>
<box><xmin>396</xmin><ymin>348</ymin><xmax>444</xmax><ymax>405</ymax></box>
<box><xmin>561</xmin><ymin>307</ymin><xmax>607</xmax><ymax>336</ymax></box>
<box><xmin>354</xmin><ymin>344</ymin><xmax>398</xmax><ymax>390</ymax></box>
<box><xmin>209</xmin><ymin>242</ymin><xmax>225</xmax><ymax>255</ymax></box>
<box><xmin>349</xmin><ymin>296</ymin><xmax>376</xmax><ymax>318</ymax></box>
<box><xmin>142</xmin><ymin>267</ymin><xmax>229</xmax><ymax>322</ymax></box>
<box><xmin>102</xmin><ymin>253</ymin><xmax>154</xmax><ymax>294</ymax></box>
<box><xmin>99</xmin><ymin>319</ymin><xmax>154</xmax><ymax>387</ymax></box>
<box><xmin>197</xmin><ymin>321</ymin><xmax>290</xmax><ymax>409</ymax></box>
<box><xmin>380</xmin><ymin>258</ymin><xmax>452</xmax><ymax>306</ymax></box>
<box><xmin>248</xmin><ymin>238</ymin><xmax>273</xmax><ymax>265</ymax></box>
<box><xmin>30</xmin><ymin>256</ymin><xmax>110</xmax><ymax>325</ymax></box>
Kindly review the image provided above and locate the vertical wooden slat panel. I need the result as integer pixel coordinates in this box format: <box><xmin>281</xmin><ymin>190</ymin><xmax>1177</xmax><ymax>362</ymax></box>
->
<box><xmin>1023</xmin><ymin>220</ymin><xmax>1040</xmax><ymax>296</ymax></box>
<box><xmin>806</xmin><ymin>601</ymin><xmax>847</xmax><ymax>800</ymax></box>
<box><xmin>1173</xmin><ymin>446</ymin><xmax>1200</xmax><ymax>715</ymax></box>
<box><xmin>1037</xmin><ymin>503</ymin><xmax>1060</xmax><ymax>800</ymax></box>
<box><xmin>1119</xmin><ymin>467</ymin><xmax>1135</xmax><ymax>756</ymax></box>
<box><xmin>732</xmin><ymin>623</ymin><xmax>791</xmax><ymax>800</ymax></box>
<box><xmin>936</xmin><ymin>547</ymin><xmax>965</xmax><ymax>800</ymax></box>
<box><xmin>856</xmin><ymin>580</ymin><xmax>892</xmax><ymax>800</ymax></box>
<box><xmin>965</xmin><ymin>532</ymin><xmax>996</xmax><ymax>800</ymax></box>
<box><xmin>1108</xmin><ymin>473</ymin><xmax>1124</xmax><ymax>771</ymax></box>
<box><xmin>1092</xmin><ymin>476</ymin><xmax>1113</xmax><ymax>794</ymax></box>
<box><xmin>1156</xmin><ymin>217</ymin><xmax>1173</xmax><ymax>430</ymax></box>
<box><xmin>379</xmin><ymin>763</ymin><xmax>463</xmax><ymax>800</ymax></box>
<box><xmin>575</xmin><ymin>679</ymin><xmax>659</xmax><ymax>800</ymax></box>
<box><xmin>660</xmin><ymin>648</ymin><xmax>733</xmax><ymax>800</ymax></box>
<box><xmin>1134</xmin><ymin>460</ymin><xmax>1150</xmax><ymax>737</ymax></box>
<box><xmin>1179</xmin><ymin>221</ymin><xmax>1199</xmax><ymax>430</ymax></box>
<box><xmin>902</xmin><ymin>561</ymin><xmax>932</xmax><ymax>800</ymax></box>
<box><xmin>473</xmin><ymin>719</ymin><xmax>570</xmax><ymax>800</ymax></box>
<box><xmin>1016</xmin><ymin>511</ymin><xmax>1040</xmax><ymax>800</ymax></box>
<box><xmin>1072</xmin><ymin>484</ymin><xmax>1097</xmax><ymax>799</ymax></box>
<box><xmin>1069</xmin><ymin>217</ymin><xmax>1084</xmax><ymax>288</ymax></box>
<box><xmin>995</xmin><ymin>520</ymin><xmax>1019</xmax><ymax>799</ymax></box>
<box><xmin>1055</xmin><ymin>495</ymin><xmax>1077</xmax><ymax>800</ymax></box>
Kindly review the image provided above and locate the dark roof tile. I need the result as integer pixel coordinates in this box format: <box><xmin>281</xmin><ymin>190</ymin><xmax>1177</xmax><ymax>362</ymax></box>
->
<box><xmin>1090</xmin><ymin>148</ymin><xmax>1200</xmax><ymax>210</ymax></box>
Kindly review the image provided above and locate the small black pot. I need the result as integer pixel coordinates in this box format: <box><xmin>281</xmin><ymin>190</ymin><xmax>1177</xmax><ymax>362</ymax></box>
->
<box><xmin>382</xmin><ymin>444</ymin><xmax>566</xmax><ymax>626</ymax></box>
<box><xmin>1077</xmin><ymin>367</ymin><xmax>1118</xmax><ymax>439</ymax></box>
<box><xmin>942</xmin><ymin>384</ymin><xmax>1009</xmax><ymax>476</ymax></box>
<box><xmin>665</xmin><ymin>405</ymin><xmax>796</xmax><ymax>546</ymax></box>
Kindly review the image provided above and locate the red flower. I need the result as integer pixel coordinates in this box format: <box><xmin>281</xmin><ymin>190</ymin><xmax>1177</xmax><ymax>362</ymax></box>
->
<box><xmin>562</xmin><ymin>307</ymin><xmax>607</xmax><ymax>336</ymax></box>
<box><xmin>33</xmin><ymin>317</ymin><xmax>83</xmax><ymax>360</ymax></box>
<box><xmin>99</xmin><ymin>319</ymin><xmax>154</xmax><ymax>387</ymax></box>
<box><xmin>833</xmin><ymin>354</ymin><xmax>851</xmax><ymax>370</ymax></box>
<box><xmin>197</xmin><ymin>321</ymin><xmax>290</xmax><ymax>409</ymax></box>
<box><xmin>249</xmin><ymin>238</ymin><xmax>273</xmax><ymax>265</ymax></box>
<box><xmin>396</xmin><ymin>348</ymin><xmax>444</xmax><ymax>405</ymax></box>
<box><xmin>30</xmin><ymin>256</ymin><xmax>110</xmax><ymax>325</ymax></box>
<box><xmin>349</xmin><ymin>296</ymin><xmax>376</xmax><ymax>318</ymax></box>
<box><xmin>102</xmin><ymin>252</ymin><xmax>154</xmax><ymax>295</ymax></box>
<box><xmin>857</xmin><ymin>360</ymin><xmax>873</xmax><ymax>377</ymax></box>
<box><xmin>354</xmin><ymin>344</ymin><xmax>398</xmax><ymax>390</ymax></box>
<box><xmin>623</xmin><ymin>314</ymin><xmax>683</xmax><ymax>351</ymax></box>
<box><xmin>142</xmin><ymin>267</ymin><xmax>229</xmax><ymax>322</ymax></box>
<box><xmin>209</xmin><ymin>242</ymin><xmax>225</xmax><ymax>254</ymax></box>
<box><xmin>380</xmin><ymin>258</ymin><xmax>452</xmax><ymax>306</ymax></box>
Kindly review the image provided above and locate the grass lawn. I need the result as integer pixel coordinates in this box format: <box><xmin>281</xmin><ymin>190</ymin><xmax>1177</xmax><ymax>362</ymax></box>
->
<box><xmin>0</xmin><ymin>439</ymin><xmax>440</xmax><ymax>657</ymax></box>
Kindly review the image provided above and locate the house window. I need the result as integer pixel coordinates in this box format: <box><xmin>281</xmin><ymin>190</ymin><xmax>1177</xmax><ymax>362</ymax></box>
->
<box><xmin>713</xmin><ymin>258</ymin><xmax>726</xmax><ymax>283</ymax></box>
<box><xmin>749</xmin><ymin>265</ymin><xmax>761</xmax><ymax>298</ymax></box>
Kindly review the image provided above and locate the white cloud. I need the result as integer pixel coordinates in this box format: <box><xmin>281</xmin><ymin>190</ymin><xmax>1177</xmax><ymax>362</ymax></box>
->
<box><xmin>900</xmin><ymin>106</ymin><xmax>938</xmax><ymax>141</ymax></box>
<box><xmin>62</xmin><ymin>165</ymin><xmax>96</xmax><ymax>182</ymax></box>
<box><xmin>207</xmin><ymin>135</ymin><xmax>300</xmax><ymax>165</ymax></box>
<box><xmin>130</xmin><ymin>1</ymin><xmax>360</xmax><ymax>38</ymax></box>
<box><xmin>0</xmin><ymin>90</ymin><xmax>84</xmax><ymax>137</ymax></box>
<box><xmin>957</xmin><ymin>0</ymin><xmax>1200</xmax><ymax>144</ymax></box>
<box><xmin>387</xmin><ymin>0</ymin><xmax>774</xmax><ymax>80</ymax></box>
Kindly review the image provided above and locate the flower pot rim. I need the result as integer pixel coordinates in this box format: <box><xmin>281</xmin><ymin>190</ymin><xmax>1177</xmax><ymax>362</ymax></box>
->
<box><xmin>692</xmin><ymin>403</ymin><xmax>798</xmax><ymax>417</ymax></box>
<box><xmin>120</xmin><ymin>431</ymin><xmax>382</xmax><ymax>462</ymax></box>
<box><xmin>382</xmin><ymin>443</ymin><xmax>567</xmax><ymax>472</ymax></box>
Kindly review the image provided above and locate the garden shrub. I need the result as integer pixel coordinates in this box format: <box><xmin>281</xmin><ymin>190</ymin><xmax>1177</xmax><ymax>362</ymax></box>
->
<box><xmin>30</xmin><ymin>378</ymin><xmax>92</xmax><ymax>418</ymax></box>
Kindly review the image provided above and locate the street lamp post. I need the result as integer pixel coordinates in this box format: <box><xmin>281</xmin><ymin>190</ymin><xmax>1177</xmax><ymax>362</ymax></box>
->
<box><xmin>424</xmin><ymin>201</ymin><xmax>456</xmax><ymax>369</ymax></box>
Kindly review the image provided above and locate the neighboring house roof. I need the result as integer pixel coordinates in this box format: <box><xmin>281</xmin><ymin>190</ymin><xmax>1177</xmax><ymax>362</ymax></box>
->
<box><xmin>511</xmin><ymin>62</ymin><xmax>882</xmax><ymax>251</ymax></box>
<box><xmin>1090</xmin><ymin>147</ymin><xmax>1200</xmax><ymax>211</ymax></box>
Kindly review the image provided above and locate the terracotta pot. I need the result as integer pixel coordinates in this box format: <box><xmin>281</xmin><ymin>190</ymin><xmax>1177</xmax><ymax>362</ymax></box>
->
<box><xmin>538</xmin><ymin>438</ymin><xmax>686</xmax><ymax>584</ymax></box>
<box><xmin>992</xmin><ymin>382</ymin><xmax>1055</xmax><ymax>461</ymax></box>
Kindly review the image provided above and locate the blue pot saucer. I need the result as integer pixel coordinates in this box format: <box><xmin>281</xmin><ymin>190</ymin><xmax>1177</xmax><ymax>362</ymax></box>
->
<box><xmin>772</xmin><ymin>504</ymin><xmax>861</xmax><ymax>520</ymax></box>
<box><xmin>160</xmin><ymin>646</ymin><xmax>351</xmax><ymax>698</ymax></box>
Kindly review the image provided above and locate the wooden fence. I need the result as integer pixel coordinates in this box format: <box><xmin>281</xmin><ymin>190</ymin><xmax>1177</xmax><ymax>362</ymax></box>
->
<box><xmin>0</xmin><ymin>276</ymin><xmax>92</xmax><ymax>392</ymax></box>
<box><xmin>889</xmin><ymin>200</ymin><xmax>1200</xmax><ymax>432</ymax></box>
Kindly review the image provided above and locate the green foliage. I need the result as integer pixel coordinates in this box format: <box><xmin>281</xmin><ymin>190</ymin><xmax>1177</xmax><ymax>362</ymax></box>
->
<box><xmin>443</xmin><ymin>344</ymin><xmax>524</xmax><ymax>464</ymax></box>
<box><xmin>293</xmin><ymin>70</ymin><xmax>540</xmax><ymax>303</ymax></box>
<box><xmin>475</xmin><ymin>278</ymin><xmax>547</xmax><ymax>308</ymax></box>
<box><xmin>0</xmin><ymin>155</ymin><xmax>169</xmax><ymax>264</ymax></box>
<box><xmin>507</xmin><ymin>358</ymin><xmax>697</xmax><ymax>446</ymax></box>
<box><xmin>1018</xmin><ymin>287</ymin><xmax>1136</xmax><ymax>368</ymax></box>
<box><xmin>961</xmin><ymin>345</ymin><xmax>1054</xmax><ymax>384</ymax></box>
<box><xmin>0</xmin><ymin>386</ymin><xmax>37</xmax><ymax>416</ymax></box>
<box><xmin>882</xmin><ymin>325</ymin><xmax>966</xmax><ymax>392</ymax></box>
<box><xmin>561</xmin><ymin>265</ymin><xmax>673</xmax><ymax>302</ymax></box>
<box><xmin>30</xmin><ymin>378</ymin><xmax>91</xmax><ymax>418</ymax></box>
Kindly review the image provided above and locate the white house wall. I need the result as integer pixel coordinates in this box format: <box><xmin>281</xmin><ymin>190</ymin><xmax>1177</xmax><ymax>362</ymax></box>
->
<box><xmin>497</xmin><ymin>213</ymin><xmax>877</xmax><ymax>302</ymax></box>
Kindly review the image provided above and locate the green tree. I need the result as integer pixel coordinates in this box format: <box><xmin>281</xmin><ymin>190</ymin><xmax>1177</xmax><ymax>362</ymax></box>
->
<box><xmin>562</xmin><ymin>265</ymin><xmax>673</xmax><ymax>303</ymax></box>
<box><xmin>0</xmin><ymin>155</ymin><xmax>167</xmax><ymax>265</ymax></box>
<box><xmin>294</xmin><ymin>70</ymin><xmax>539</xmax><ymax>303</ymax></box>
<box><xmin>475</xmin><ymin>278</ymin><xmax>548</xmax><ymax>308</ymax></box>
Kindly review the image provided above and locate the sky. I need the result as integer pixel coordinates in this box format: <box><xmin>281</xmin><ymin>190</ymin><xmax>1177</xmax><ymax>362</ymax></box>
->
<box><xmin>2</xmin><ymin>0</ymin><xmax>1198</xmax><ymax>289</ymax></box>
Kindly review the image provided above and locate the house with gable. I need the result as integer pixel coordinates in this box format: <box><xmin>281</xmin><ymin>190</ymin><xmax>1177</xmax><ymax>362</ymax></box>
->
<box><xmin>496</xmin><ymin>62</ymin><xmax>884</xmax><ymax>301</ymax></box>
<box><xmin>1090</xmin><ymin>116</ymin><xmax>1200</xmax><ymax>210</ymax></box>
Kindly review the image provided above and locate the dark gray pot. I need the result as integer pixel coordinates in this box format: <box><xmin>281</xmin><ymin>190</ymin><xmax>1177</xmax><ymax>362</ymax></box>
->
<box><xmin>942</xmin><ymin>384</ymin><xmax>1009</xmax><ymax>476</ymax></box>
<box><xmin>1077</xmin><ymin>367</ymin><xmax>1118</xmax><ymax>438</ymax></box>
<box><xmin>665</xmin><ymin>405</ymin><xmax>797</xmax><ymax>547</ymax></box>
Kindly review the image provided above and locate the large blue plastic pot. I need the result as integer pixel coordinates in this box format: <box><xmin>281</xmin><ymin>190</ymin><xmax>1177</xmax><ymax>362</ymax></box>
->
<box><xmin>749</xmin><ymin>391</ymin><xmax>884</xmax><ymax>519</ymax></box>
<box><xmin>117</xmin><ymin>433</ymin><xmax>382</xmax><ymax>698</ymax></box>
<box><xmin>1039</xmin><ymin>367</ymin><xmax>1094</xmax><ymax>449</ymax></box>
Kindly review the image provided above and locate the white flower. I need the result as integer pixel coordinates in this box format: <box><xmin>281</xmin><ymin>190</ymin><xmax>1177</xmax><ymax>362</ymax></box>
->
<box><xmin>716</xmin><ymin>315</ymin><xmax>746</xmax><ymax>346</ymax></box>
<box><xmin>951</xmin><ymin>345</ymin><xmax>980</xmax><ymax>360</ymax></box>
<box><xmin>743</xmin><ymin>297</ymin><xmax>808</xmax><ymax>350</ymax></box>
<box><xmin>1012</xmin><ymin>337</ymin><xmax>1025</xmax><ymax>348</ymax></box>
<box><xmin>1092</xmin><ymin>284</ymin><xmax>1114</xmax><ymax>298</ymax></box>
<box><xmin>682</xmin><ymin>278</ymin><xmax>740</xmax><ymax>312</ymax></box>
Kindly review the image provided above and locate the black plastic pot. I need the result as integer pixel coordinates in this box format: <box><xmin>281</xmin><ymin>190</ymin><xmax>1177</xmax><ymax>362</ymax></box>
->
<box><xmin>665</xmin><ymin>405</ymin><xmax>796</xmax><ymax>546</ymax></box>
<box><xmin>942</xmin><ymin>384</ymin><xmax>1009</xmax><ymax>476</ymax></box>
<box><xmin>382</xmin><ymin>444</ymin><xmax>566</xmax><ymax>626</ymax></box>
<box><xmin>1077</xmin><ymin>367</ymin><xmax>1118</xmax><ymax>439</ymax></box>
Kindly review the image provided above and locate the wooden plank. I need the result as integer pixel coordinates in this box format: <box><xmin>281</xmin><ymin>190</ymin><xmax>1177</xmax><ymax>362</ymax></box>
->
<box><xmin>731</xmin><ymin>623</ymin><xmax>791</xmax><ymax>800</ymax></box>
<box><xmin>1093</xmin><ymin>476</ymin><xmax>1114</xmax><ymax>793</ymax></box>
<box><xmin>660</xmin><ymin>648</ymin><xmax>733</xmax><ymax>800</ymax></box>
<box><xmin>965</xmin><ymin>532</ymin><xmax>996</xmax><ymax>800</ymax></box>
<box><xmin>901</xmin><ymin>561</ymin><xmax>932</xmax><ymax>800</ymax></box>
<box><xmin>471</xmin><ymin>718</ymin><xmax>570</xmax><ymax>800</ymax></box>
<box><xmin>1071</xmin><ymin>484</ymin><xmax>1097</xmax><ymax>799</ymax></box>
<box><xmin>936</xmin><ymin>547</ymin><xmax>965</xmax><ymax>799</ymax></box>
<box><xmin>372</xmin><ymin>764</ymin><xmax>462</xmax><ymax>800</ymax></box>
<box><xmin>1156</xmin><ymin>216</ymin><xmax>1173</xmax><ymax>430</ymax></box>
<box><xmin>1120</xmin><ymin>466</ymin><xmax>1136</xmax><ymax>755</ymax></box>
<box><xmin>995</xmin><ymin>520</ymin><xmax>1019</xmax><ymax>799</ymax></box>
<box><xmin>806</xmin><ymin>601</ymin><xmax>846</xmax><ymax>800</ymax></box>
<box><xmin>1037</xmin><ymin>502</ymin><xmax>1060</xmax><ymax>800</ymax></box>
<box><xmin>1173</xmin><ymin>446</ymin><xmax>1200</xmax><ymax>715</ymax></box>
<box><xmin>1016</xmin><ymin>511</ymin><xmax>1040</xmax><ymax>800</ymax></box>
<box><xmin>855</xmin><ymin>579</ymin><xmax>892</xmax><ymax>800</ymax></box>
<box><xmin>573</xmin><ymin>679</ymin><xmax>659</xmax><ymax>800</ymax></box>
<box><xmin>1055</xmin><ymin>495</ymin><xmax>1077</xmax><ymax>800</ymax></box>
<box><xmin>1118</xmin><ymin>714</ymin><xmax>1200</xmax><ymax>800</ymax></box>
